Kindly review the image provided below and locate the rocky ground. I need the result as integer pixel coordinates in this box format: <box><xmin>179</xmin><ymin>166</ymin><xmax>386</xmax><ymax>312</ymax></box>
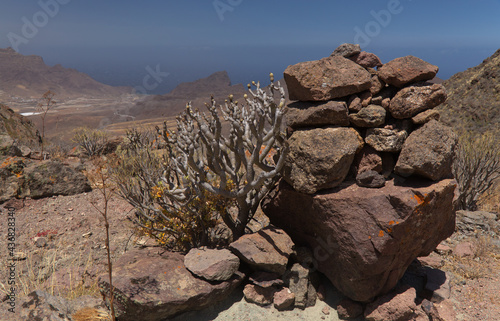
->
<box><xmin>0</xmin><ymin>186</ymin><xmax>499</xmax><ymax>320</ymax></box>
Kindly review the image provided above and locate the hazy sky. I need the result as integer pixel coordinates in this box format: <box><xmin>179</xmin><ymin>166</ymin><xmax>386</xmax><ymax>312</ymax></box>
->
<box><xmin>1</xmin><ymin>0</ymin><xmax>499</xmax><ymax>94</ymax></box>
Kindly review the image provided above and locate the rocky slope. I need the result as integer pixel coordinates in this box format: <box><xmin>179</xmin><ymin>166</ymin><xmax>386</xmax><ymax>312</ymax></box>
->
<box><xmin>438</xmin><ymin>48</ymin><xmax>500</xmax><ymax>133</ymax></box>
<box><xmin>0</xmin><ymin>47</ymin><xmax>131</xmax><ymax>99</ymax></box>
<box><xmin>0</xmin><ymin>103</ymin><xmax>37</xmax><ymax>144</ymax></box>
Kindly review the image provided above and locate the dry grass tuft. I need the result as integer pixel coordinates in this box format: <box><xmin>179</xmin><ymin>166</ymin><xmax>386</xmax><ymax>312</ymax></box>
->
<box><xmin>72</xmin><ymin>307</ymin><xmax>111</xmax><ymax>321</ymax></box>
<box><xmin>442</xmin><ymin>234</ymin><xmax>500</xmax><ymax>283</ymax></box>
<box><xmin>0</xmin><ymin>238</ymin><xmax>102</xmax><ymax>301</ymax></box>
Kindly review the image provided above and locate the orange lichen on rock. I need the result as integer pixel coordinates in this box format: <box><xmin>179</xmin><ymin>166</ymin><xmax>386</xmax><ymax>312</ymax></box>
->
<box><xmin>413</xmin><ymin>193</ymin><xmax>428</xmax><ymax>205</ymax></box>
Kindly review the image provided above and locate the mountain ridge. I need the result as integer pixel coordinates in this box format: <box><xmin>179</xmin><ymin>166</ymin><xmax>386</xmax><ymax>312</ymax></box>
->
<box><xmin>0</xmin><ymin>47</ymin><xmax>132</xmax><ymax>99</ymax></box>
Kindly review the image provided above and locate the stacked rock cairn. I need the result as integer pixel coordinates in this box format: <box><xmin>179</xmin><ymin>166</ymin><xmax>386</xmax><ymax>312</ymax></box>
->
<box><xmin>282</xmin><ymin>43</ymin><xmax>454</xmax><ymax>193</ymax></box>
<box><xmin>260</xmin><ymin>43</ymin><xmax>459</xmax><ymax>304</ymax></box>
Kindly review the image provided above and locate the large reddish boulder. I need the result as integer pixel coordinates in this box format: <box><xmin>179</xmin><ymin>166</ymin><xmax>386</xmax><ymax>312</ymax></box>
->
<box><xmin>283</xmin><ymin>127</ymin><xmax>364</xmax><ymax>194</ymax></box>
<box><xmin>261</xmin><ymin>178</ymin><xmax>457</xmax><ymax>302</ymax></box>
<box><xmin>98</xmin><ymin>248</ymin><xmax>243</xmax><ymax>321</ymax></box>
<box><xmin>395</xmin><ymin>120</ymin><xmax>458</xmax><ymax>181</ymax></box>
<box><xmin>389</xmin><ymin>83</ymin><xmax>447</xmax><ymax>119</ymax></box>
<box><xmin>284</xmin><ymin>56</ymin><xmax>371</xmax><ymax>101</ymax></box>
<box><xmin>378</xmin><ymin>56</ymin><xmax>438</xmax><ymax>88</ymax></box>
<box><xmin>348</xmin><ymin>104</ymin><xmax>386</xmax><ymax>128</ymax></box>
<box><xmin>285</xmin><ymin>100</ymin><xmax>349</xmax><ymax>129</ymax></box>
<box><xmin>365</xmin><ymin>128</ymin><xmax>408</xmax><ymax>153</ymax></box>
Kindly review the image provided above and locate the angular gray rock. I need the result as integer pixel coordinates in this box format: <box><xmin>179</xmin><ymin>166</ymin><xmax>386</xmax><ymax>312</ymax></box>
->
<box><xmin>283</xmin><ymin>127</ymin><xmax>363</xmax><ymax>194</ymax></box>
<box><xmin>0</xmin><ymin>134</ymin><xmax>14</xmax><ymax>154</ymax></box>
<box><xmin>0</xmin><ymin>172</ymin><xmax>19</xmax><ymax>203</ymax></box>
<box><xmin>395</xmin><ymin>120</ymin><xmax>458</xmax><ymax>180</ymax></box>
<box><xmin>285</xmin><ymin>100</ymin><xmax>349</xmax><ymax>129</ymax></box>
<box><xmin>365</xmin><ymin>128</ymin><xmax>408</xmax><ymax>152</ymax></box>
<box><xmin>20</xmin><ymin>160</ymin><xmax>91</xmax><ymax>199</ymax></box>
<box><xmin>356</xmin><ymin>170</ymin><xmax>386</xmax><ymax>188</ymax></box>
<box><xmin>184</xmin><ymin>248</ymin><xmax>240</xmax><ymax>281</ymax></box>
<box><xmin>262</xmin><ymin>178</ymin><xmax>457</xmax><ymax>302</ymax></box>
<box><xmin>456</xmin><ymin>210</ymin><xmax>499</xmax><ymax>235</ymax></box>
<box><xmin>284</xmin><ymin>263</ymin><xmax>310</xmax><ymax>309</ymax></box>
<box><xmin>349</xmin><ymin>104</ymin><xmax>386</xmax><ymax>128</ymax></box>
<box><xmin>229</xmin><ymin>225</ymin><xmax>294</xmax><ymax>275</ymax></box>
<box><xmin>0</xmin><ymin>135</ymin><xmax>23</xmax><ymax>157</ymax></box>
<box><xmin>98</xmin><ymin>248</ymin><xmax>243</xmax><ymax>321</ymax></box>
<box><xmin>378</xmin><ymin>55</ymin><xmax>439</xmax><ymax>87</ymax></box>
<box><xmin>389</xmin><ymin>83</ymin><xmax>447</xmax><ymax>119</ymax></box>
<box><xmin>284</xmin><ymin>56</ymin><xmax>372</xmax><ymax>101</ymax></box>
<box><xmin>330</xmin><ymin>43</ymin><xmax>361</xmax><ymax>57</ymax></box>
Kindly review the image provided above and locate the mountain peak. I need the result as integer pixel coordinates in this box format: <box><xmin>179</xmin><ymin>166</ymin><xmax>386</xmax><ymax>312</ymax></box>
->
<box><xmin>168</xmin><ymin>70</ymin><xmax>234</xmax><ymax>96</ymax></box>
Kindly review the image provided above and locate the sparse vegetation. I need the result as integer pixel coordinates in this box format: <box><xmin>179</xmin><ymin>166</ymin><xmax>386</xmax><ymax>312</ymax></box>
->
<box><xmin>113</xmin><ymin>76</ymin><xmax>287</xmax><ymax>247</ymax></box>
<box><xmin>442</xmin><ymin>235</ymin><xmax>500</xmax><ymax>282</ymax></box>
<box><xmin>0</xmin><ymin>241</ymin><xmax>99</xmax><ymax>301</ymax></box>
<box><xmin>72</xmin><ymin>127</ymin><xmax>109</xmax><ymax>157</ymax></box>
<box><xmin>163</xmin><ymin>76</ymin><xmax>288</xmax><ymax>239</ymax></box>
<box><xmin>85</xmin><ymin>157</ymin><xmax>118</xmax><ymax>321</ymax></box>
<box><xmin>36</xmin><ymin>90</ymin><xmax>57</xmax><ymax>159</ymax></box>
<box><xmin>453</xmin><ymin>130</ymin><xmax>500</xmax><ymax>211</ymax></box>
<box><xmin>113</xmin><ymin>128</ymin><xmax>233</xmax><ymax>251</ymax></box>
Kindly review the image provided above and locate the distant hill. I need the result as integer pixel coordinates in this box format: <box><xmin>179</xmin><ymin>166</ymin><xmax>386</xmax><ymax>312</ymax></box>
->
<box><xmin>438</xmin><ymin>49</ymin><xmax>500</xmax><ymax>133</ymax></box>
<box><xmin>130</xmin><ymin>71</ymin><xmax>247</xmax><ymax>120</ymax></box>
<box><xmin>0</xmin><ymin>47</ymin><xmax>131</xmax><ymax>99</ymax></box>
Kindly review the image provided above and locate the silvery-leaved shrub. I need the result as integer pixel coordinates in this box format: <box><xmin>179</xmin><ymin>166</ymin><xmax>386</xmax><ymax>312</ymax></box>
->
<box><xmin>114</xmin><ymin>75</ymin><xmax>288</xmax><ymax>248</ymax></box>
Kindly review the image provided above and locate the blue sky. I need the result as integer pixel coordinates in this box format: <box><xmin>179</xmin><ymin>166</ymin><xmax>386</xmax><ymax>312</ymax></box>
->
<box><xmin>1</xmin><ymin>0</ymin><xmax>499</xmax><ymax>94</ymax></box>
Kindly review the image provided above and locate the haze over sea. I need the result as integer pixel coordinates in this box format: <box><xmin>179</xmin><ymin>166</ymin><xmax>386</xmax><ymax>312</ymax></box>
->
<box><xmin>1</xmin><ymin>1</ymin><xmax>499</xmax><ymax>95</ymax></box>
